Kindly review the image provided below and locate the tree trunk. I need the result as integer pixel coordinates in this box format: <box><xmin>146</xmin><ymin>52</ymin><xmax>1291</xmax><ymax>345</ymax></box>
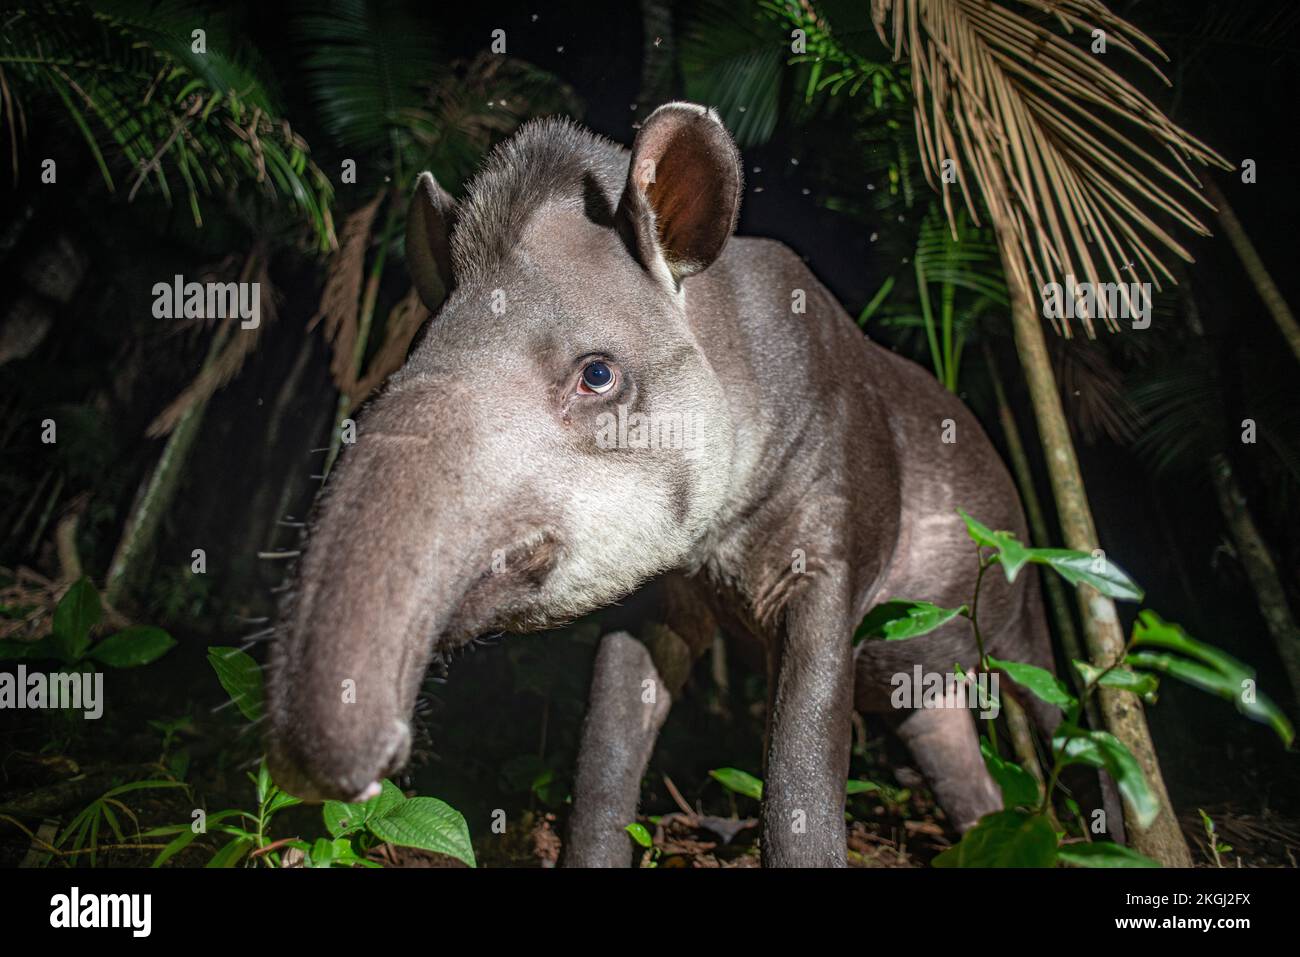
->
<box><xmin>1209</xmin><ymin>453</ymin><xmax>1300</xmax><ymax>707</ymax></box>
<box><xmin>104</xmin><ymin>345</ymin><xmax>217</xmax><ymax>607</ymax></box>
<box><xmin>1202</xmin><ymin>177</ymin><xmax>1300</xmax><ymax>365</ymax></box>
<box><xmin>997</xmin><ymin>229</ymin><xmax>1192</xmax><ymax>866</ymax></box>
<box><xmin>983</xmin><ymin>343</ymin><xmax>1126</xmax><ymax>842</ymax></box>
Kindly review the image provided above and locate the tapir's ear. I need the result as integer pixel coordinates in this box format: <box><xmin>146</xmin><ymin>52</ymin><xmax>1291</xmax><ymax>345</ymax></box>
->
<box><xmin>406</xmin><ymin>172</ymin><xmax>457</xmax><ymax>311</ymax></box>
<box><xmin>617</xmin><ymin>102</ymin><xmax>742</xmax><ymax>285</ymax></box>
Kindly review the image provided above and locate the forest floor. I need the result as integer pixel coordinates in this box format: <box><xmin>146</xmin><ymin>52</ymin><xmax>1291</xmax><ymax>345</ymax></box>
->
<box><xmin>4</xmin><ymin>729</ymin><xmax>1298</xmax><ymax>868</ymax></box>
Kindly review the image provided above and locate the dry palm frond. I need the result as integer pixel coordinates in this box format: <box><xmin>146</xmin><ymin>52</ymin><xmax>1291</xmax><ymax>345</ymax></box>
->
<box><xmin>871</xmin><ymin>0</ymin><xmax>1231</xmax><ymax>336</ymax></box>
<box><xmin>147</xmin><ymin>251</ymin><xmax>279</xmax><ymax>437</ymax></box>
<box><xmin>308</xmin><ymin>190</ymin><xmax>386</xmax><ymax>397</ymax></box>
<box><xmin>350</xmin><ymin>286</ymin><xmax>431</xmax><ymax>405</ymax></box>
<box><xmin>1051</xmin><ymin>336</ymin><xmax>1141</xmax><ymax>444</ymax></box>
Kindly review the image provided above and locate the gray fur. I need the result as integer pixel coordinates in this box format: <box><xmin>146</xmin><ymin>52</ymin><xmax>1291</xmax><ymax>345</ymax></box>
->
<box><xmin>267</xmin><ymin>103</ymin><xmax>1053</xmax><ymax>867</ymax></box>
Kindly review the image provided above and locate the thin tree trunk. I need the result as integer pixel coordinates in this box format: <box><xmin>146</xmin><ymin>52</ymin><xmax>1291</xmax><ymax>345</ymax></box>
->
<box><xmin>1202</xmin><ymin>178</ymin><xmax>1300</xmax><ymax>365</ymax></box>
<box><xmin>984</xmin><ymin>342</ymin><xmax>1126</xmax><ymax>843</ymax></box>
<box><xmin>104</xmin><ymin>333</ymin><xmax>223</xmax><ymax>606</ymax></box>
<box><xmin>997</xmin><ymin>229</ymin><xmax>1192</xmax><ymax>866</ymax></box>
<box><xmin>104</xmin><ymin>261</ymin><xmax>248</xmax><ymax>605</ymax></box>
<box><xmin>1209</xmin><ymin>453</ymin><xmax>1300</xmax><ymax>707</ymax></box>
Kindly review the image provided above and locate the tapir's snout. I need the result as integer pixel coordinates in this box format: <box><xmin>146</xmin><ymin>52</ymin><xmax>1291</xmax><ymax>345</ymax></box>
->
<box><xmin>268</xmin><ymin>713</ymin><xmax>410</xmax><ymax>803</ymax></box>
<box><xmin>264</xmin><ymin>386</ymin><xmax>490</xmax><ymax>803</ymax></box>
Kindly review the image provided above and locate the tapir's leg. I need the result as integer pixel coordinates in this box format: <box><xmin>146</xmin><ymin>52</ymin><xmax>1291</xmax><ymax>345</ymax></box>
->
<box><xmin>891</xmin><ymin>705</ymin><xmax>1002</xmax><ymax>832</ymax></box>
<box><xmin>761</xmin><ymin>582</ymin><xmax>856</xmax><ymax>867</ymax></box>
<box><xmin>562</xmin><ymin>632</ymin><xmax>671</xmax><ymax>867</ymax></box>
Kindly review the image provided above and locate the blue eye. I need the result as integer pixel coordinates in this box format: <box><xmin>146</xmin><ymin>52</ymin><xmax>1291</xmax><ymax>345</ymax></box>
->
<box><xmin>580</xmin><ymin>361</ymin><xmax>615</xmax><ymax>394</ymax></box>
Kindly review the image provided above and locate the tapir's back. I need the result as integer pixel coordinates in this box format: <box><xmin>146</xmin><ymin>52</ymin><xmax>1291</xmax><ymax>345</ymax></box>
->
<box><xmin>687</xmin><ymin>234</ymin><xmax>1049</xmax><ymax>707</ymax></box>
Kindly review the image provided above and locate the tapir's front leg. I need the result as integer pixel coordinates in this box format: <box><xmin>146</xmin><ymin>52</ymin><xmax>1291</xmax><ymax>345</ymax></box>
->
<box><xmin>761</xmin><ymin>580</ymin><xmax>856</xmax><ymax>867</ymax></box>
<box><xmin>562</xmin><ymin>632</ymin><xmax>671</xmax><ymax>867</ymax></box>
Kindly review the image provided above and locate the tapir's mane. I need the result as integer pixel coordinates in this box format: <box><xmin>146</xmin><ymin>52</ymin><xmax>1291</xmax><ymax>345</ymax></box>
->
<box><xmin>449</xmin><ymin>116</ymin><xmax>630</xmax><ymax>284</ymax></box>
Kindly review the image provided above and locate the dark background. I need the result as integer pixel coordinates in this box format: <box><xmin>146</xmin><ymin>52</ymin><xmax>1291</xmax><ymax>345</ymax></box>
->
<box><xmin>1</xmin><ymin>0</ymin><xmax>1297</xmax><ymax>866</ymax></box>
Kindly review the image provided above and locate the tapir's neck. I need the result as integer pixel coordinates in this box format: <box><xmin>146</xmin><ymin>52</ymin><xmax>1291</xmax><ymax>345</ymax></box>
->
<box><xmin>679</xmin><ymin>235</ymin><xmax>904</xmax><ymax>626</ymax></box>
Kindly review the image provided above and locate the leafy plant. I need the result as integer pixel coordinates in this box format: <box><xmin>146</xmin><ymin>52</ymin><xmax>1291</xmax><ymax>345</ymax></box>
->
<box><xmin>0</xmin><ymin>0</ymin><xmax>335</xmax><ymax>248</ymax></box>
<box><xmin>1198</xmin><ymin>809</ymin><xmax>1232</xmax><ymax>868</ymax></box>
<box><xmin>857</xmin><ymin>508</ymin><xmax>1293</xmax><ymax>867</ymax></box>
<box><xmin>0</xmin><ymin>577</ymin><xmax>174</xmax><ymax>668</ymax></box>
<box><xmin>146</xmin><ymin>645</ymin><xmax>477</xmax><ymax>868</ymax></box>
<box><xmin>142</xmin><ymin>759</ymin><xmax>304</xmax><ymax>868</ymax></box>
<box><xmin>51</xmin><ymin>779</ymin><xmax>187</xmax><ymax>867</ymax></box>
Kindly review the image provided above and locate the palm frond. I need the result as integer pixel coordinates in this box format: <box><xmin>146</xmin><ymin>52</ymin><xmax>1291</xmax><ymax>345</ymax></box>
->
<box><xmin>681</xmin><ymin>0</ymin><xmax>785</xmax><ymax>148</ymax></box>
<box><xmin>0</xmin><ymin>1</ymin><xmax>335</xmax><ymax>250</ymax></box>
<box><xmin>871</xmin><ymin>0</ymin><xmax>1231</xmax><ymax>336</ymax></box>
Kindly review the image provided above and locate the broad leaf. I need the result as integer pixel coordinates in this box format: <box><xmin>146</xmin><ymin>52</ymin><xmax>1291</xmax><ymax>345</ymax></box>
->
<box><xmin>709</xmin><ymin>768</ymin><xmax>763</xmax><ymax>800</ymax></box>
<box><xmin>324</xmin><ymin>779</ymin><xmax>406</xmax><ymax>838</ymax></box>
<box><xmin>367</xmin><ymin>797</ymin><xmax>475</xmax><ymax>867</ymax></box>
<box><xmin>932</xmin><ymin>810</ymin><xmax>1058</xmax><ymax>868</ymax></box>
<box><xmin>987</xmin><ymin>656</ymin><xmax>1076</xmax><ymax>711</ymax></box>
<box><xmin>1130</xmin><ymin>612</ymin><xmax>1294</xmax><ymax>746</ymax></box>
<box><xmin>1057</xmin><ymin>842</ymin><xmax>1158</xmax><ymax>868</ymax></box>
<box><xmin>87</xmin><ymin>626</ymin><xmax>176</xmax><ymax>668</ymax></box>
<box><xmin>625</xmin><ymin>822</ymin><xmax>653</xmax><ymax>849</ymax></box>
<box><xmin>1053</xmin><ymin>727</ymin><xmax>1159</xmax><ymax>830</ymax></box>
<box><xmin>979</xmin><ymin>737</ymin><xmax>1040</xmax><ymax>809</ymax></box>
<box><xmin>1026</xmin><ymin>549</ymin><xmax>1144</xmax><ymax>602</ymax></box>
<box><xmin>1073</xmin><ymin>660</ymin><xmax>1159</xmax><ymax>700</ymax></box>
<box><xmin>958</xmin><ymin>510</ymin><xmax>1031</xmax><ymax>581</ymax></box>
<box><xmin>854</xmin><ymin>600</ymin><xmax>966</xmax><ymax>644</ymax></box>
<box><xmin>52</xmin><ymin>577</ymin><xmax>101</xmax><ymax>664</ymax></box>
<box><xmin>206</xmin><ymin>646</ymin><xmax>264</xmax><ymax>721</ymax></box>
<box><xmin>846</xmin><ymin>779</ymin><xmax>882</xmax><ymax>795</ymax></box>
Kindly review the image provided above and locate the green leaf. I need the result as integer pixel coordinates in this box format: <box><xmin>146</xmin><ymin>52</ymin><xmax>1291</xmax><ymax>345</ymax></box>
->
<box><xmin>1053</xmin><ymin>726</ymin><xmax>1159</xmax><ymax>830</ymax></box>
<box><xmin>366</xmin><ymin>797</ymin><xmax>475</xmax><ymax>867</ymax></box>
<box><xmin>52</xmin><ymin>577</ymin><xmax>100</xmax><ymax>664</ymax></box>
<box><xmin>1024</xmin><ymin>549</ymin><xmax>1144</xmax><ymax>601</ymax></box>
<box><xmin>1127</xmin><ymin>652</ymin><xmax>1293</xmax><ymax>746</ymax></box>
<box><xmin>709</xmin><ymin>767</ymin><xmax>763</xmax><ymax>801</ymax></box>
<box><xmin>0</xmin><ymin>637</ymin><xmax>58</xmax><ymax>661</ymax></box>
<box><xmin>86</xmin><ymin>626</ymin><xmax>175</xmax><ymax>668</ymax></box>
<box><xmin>151</xmin><ymin>828</ymin><xmax>201</xmax><ymax>868</ymax></box>
<box><xmin>987</xmin><ymin>656</ymin><xmax>1076</xmax><ymax>711</ymax></box>
<box><xmin>207</xmin><ymin>836</ymin><xmax>253</xmax><ymax>868</ymax></box>
<box><xmin>958</xmin><ymin>510</ymin><xmax>1032</xmax><ymax>582</ymax></box>
<box><xmin>1073</xmin><ymin>660</ymin><xmax>1159</xmax><ymax>700</ymax></box>
<box><xmin>1130</xmin><ymin>612</ymin><xmax>1294</xmax><ymax>746</ymax></box>
<box><xmin>854</xmin><ymin>600</ymin><xmax>967</xmax><ymax>644</ymax></box>
<box><xmin>324</xmin><ymin>779</ymin><xmax>406</xmax><ymax>838</ymax></box>
<box><xmin>846</xmin><ymin>779</ymin><xmax>881</xmax><ymax>795</ymax></box>
<box><xmin>932</xmin><ymin>810</ymin><xmax>1058</xmax><ymax>867</ymax></box>
<box><xmin>625</xmin><ymin>822</ymin><xmax>653</xmax><ymax>848</ymax></box>
<box><xmin>206</xmin><ymin>647</ymin><xmax>264</xmax><ymax>721</ymax></box>
<box><xmin>102</xmin><ymin>779</ymin><xmax>187</xmax><ymax>799</ymax></box>
<box><xmin>979</xmin><ymin>737</ymin><xmax>1040</xmax><ymax>809</ymax></box>
<box><xmin>1057</xmin><ymin>842</ymin><xmax>1159</xmax><ymax>868</ymax></box>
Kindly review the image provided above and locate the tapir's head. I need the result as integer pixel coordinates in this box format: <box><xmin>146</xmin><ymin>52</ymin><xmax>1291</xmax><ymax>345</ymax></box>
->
<box><xmin>267</xmin><ymin>104</ymin><xmax>743</xmax><ymax>801</ymax></box>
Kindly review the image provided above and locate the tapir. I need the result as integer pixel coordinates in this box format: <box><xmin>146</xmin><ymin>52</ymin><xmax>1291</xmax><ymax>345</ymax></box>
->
<box><xmin>266</xmin><ymin>102</ymin><xmax>1056</xmax><ymax>867</ymax></box>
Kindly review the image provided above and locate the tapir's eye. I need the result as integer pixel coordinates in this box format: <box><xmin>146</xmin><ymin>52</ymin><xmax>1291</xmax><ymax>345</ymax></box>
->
<box><xmin>578</xmin><ymin>360</ymin><xmax>616</xmax><ymax>395</ymax></box>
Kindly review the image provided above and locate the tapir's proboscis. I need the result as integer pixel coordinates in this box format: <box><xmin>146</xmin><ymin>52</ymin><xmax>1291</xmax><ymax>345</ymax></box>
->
<box><xmin>267</xmin><ymin>103</ymin><xmax>1057</xmax><ymax>867</ymax></box>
